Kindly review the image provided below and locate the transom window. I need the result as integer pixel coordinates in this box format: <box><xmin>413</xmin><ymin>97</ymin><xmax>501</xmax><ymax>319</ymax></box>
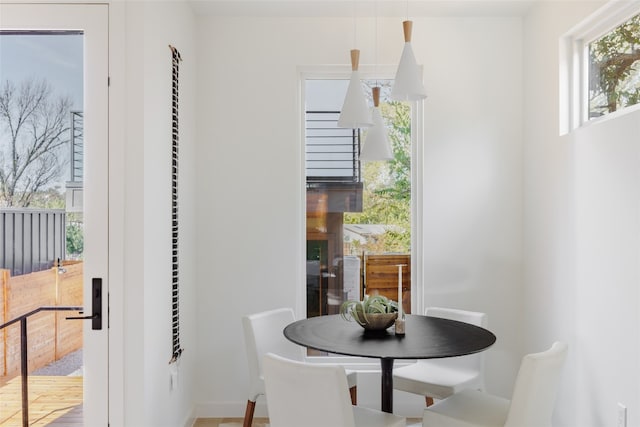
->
<box><xmin>588</xmin><ymin>13</ymin><xmax>640</xmax><ymax>119</ymax></box>
<box><xmin>560</xmin><ymin>3</ymin><xmax>640</xmax><ymax>133</ymax></box>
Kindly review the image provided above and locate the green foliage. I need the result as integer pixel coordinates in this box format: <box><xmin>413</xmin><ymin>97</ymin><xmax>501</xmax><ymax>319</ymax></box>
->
<box><xmin>383</xmin><ymin>101</ymin><xmax>412</xmax><ymax>199</ymax></box>
<box><xmin>589</xmin><ymin>13</ymin><xmax>640</xmax><ymax>116</ymax></box>
<box><xmin>66</xmin><ymin>215</ymin><xmax>84</xmax><ymax>259</ymax></box>
<box><xmin>345</xmin><ymin>97</ymin><xmax>411</xmax><ymax>254</ymax></box>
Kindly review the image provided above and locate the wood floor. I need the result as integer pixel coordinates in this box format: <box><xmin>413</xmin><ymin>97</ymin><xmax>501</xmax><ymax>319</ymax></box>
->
<box><xmin>194</xmin><ymin>418</ymin><xmax>421</xmax><ymax>426</ymax></box>
<box><xmin>0</xmin><ymin>376</ymin><xmax>421</xmax><ymax>426</ymax></box>
<box><xmin>0</xmin><ymin>376</ymin><xmax>83</xmax><ymax>427</ymax></box>
<box><xmin>193</xmin><ymin>418</ymin><xmax>422</xmax><ymax>427</ymax></box>
<box><xmin>194</xmin><ymin>418</ymin><xmax>270</xmax><ymax>426</ymax></box>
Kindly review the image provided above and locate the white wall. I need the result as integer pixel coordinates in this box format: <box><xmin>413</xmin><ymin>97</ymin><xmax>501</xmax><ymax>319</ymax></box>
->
<box><xmin>420</xmin><ymin>16</ymin><xmax>524</xmax><ymax>398</ymax></box>
<box><xmin>194</xmin><ymin>12</ymin><xmax>524</xmax><ymax>418</ymax></box>
<box><xmin>574</xmin><ymin>109</ymin><xmax>640</xmax><ymax>427</ymax></box>
<box><xmin>120</xmin><ymin>1</ymin><xmax>198</xmax><ymax>426</ymax></box>
<box><xmin>112</xmin><ymin>1</ymin><xmax>640</xmax><ymax>425</ymax></box>
<box><xmin>524</xmin><ymin>2</ymin><xmax>640</xmax><ymax>426</ymax></box>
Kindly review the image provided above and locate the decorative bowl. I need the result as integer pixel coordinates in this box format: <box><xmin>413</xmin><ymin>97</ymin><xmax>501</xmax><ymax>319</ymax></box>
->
<box><xmin>355</xmin><ymin>312</ymin><xmax>398</xmax><ymax>331</ymax></box>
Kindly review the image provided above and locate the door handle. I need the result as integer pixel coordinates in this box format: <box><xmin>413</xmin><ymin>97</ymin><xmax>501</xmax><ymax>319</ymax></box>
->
<box><xmin>66</xmin><ymin>313</ymin><xmax>99</xmax><ymax>320</ymax></box>
<box><xmin>66</xmin><ymin>278</ymin><xmax>102</xmax><ymax>330</ymax></box>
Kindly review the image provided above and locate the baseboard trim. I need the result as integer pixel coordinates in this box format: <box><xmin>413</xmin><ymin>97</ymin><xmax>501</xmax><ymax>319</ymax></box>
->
<box><xmin>194</xmin><ymin>400</ymin><xmax>269</xmax><ymax>419</ymax></box>
<box><xmin>192</xmin><ymin>399</ymin><xmax>423</xmax><ymax>419</ymax></box>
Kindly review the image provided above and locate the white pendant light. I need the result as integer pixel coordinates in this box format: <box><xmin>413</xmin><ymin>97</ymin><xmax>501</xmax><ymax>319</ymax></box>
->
<box><xmin>391</xmin><ymin>21</ymin><xmax>427</xmax><ymax>101</ymax></box>
<box><xmin>360</xmin><ymin>87</ymin><xmax>393</xmax><ymax>161</ymax></box>
<box><xmin>338</xmin><ymin>49</ymin><xmax>373</xmax><ymax>128</ymax></box>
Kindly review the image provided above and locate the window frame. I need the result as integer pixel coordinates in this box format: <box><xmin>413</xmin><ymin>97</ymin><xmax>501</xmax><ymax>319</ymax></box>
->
<box><xmin>560</xmin><ymin>1</ymin><xmax>640</xmax><ymax>134</ymax></box>
<box><xmin>297</xmin><ymin>65</ymin><xmax>424</xmax><ymax>367</ymax></box>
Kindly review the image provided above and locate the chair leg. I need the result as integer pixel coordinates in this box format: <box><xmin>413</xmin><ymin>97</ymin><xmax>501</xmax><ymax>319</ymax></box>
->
<box><xmin>349</xmin><ymin>386</ymin><xmax>357</xmax><ymax>405</ymax></box>
<box><xmin>425</xmin><ymin>396</ymin><xmax>434</xmax><ymax>407</ymax></box>
<box><xmin>243</xmin><ymin>400</ymin><xmax>256</xmax><ymax>427</ymax></box>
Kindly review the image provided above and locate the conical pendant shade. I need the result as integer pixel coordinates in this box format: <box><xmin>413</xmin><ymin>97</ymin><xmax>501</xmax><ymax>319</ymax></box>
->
<box><xmin>338</xmin><ymin>49</ymin><xmax>373</xmax><ymax>128</ymax></box>
<box><xmin>391</xmin><ymin>21</ymin><xmax>427</xmax><ymax>101</ymax></box>
<box><xmin>360</xmin><ymin>87</ymin><xmax>393</xmax><ymax>161</ymax></box>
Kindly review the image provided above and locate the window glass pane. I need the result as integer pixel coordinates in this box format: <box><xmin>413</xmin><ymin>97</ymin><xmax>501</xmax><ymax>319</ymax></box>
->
<box><xmin>0</xmin><ymin>31</ymin><xmax>84</xmax><ymax>263</ymax></box>
<box><xmin>304</xmin><ymin>79</ymin><xmax>411</xmax><ymax>326</ymax></box>
<box><xmin>0</xmin><ymin>30</ymin><xmax>86</xmax><ymax>422</ymax></box>
<box><xmin>589</xmin><ymin>13</ymin><xmax>640</xmax><ymax>119</ymax></box>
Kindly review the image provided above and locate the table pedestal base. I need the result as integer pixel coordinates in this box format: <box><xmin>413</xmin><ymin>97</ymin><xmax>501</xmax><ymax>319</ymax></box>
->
<box><xmin>381</xmin><ymin>358</ymin><xmax>394</xmax><ymax>413</ymax></box>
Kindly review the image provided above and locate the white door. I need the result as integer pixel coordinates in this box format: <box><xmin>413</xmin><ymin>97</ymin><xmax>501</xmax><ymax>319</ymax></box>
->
<box><xmin>0</xmin><ymin>3</ymin><xmax>109</xmax><ymax>425</ymax></box>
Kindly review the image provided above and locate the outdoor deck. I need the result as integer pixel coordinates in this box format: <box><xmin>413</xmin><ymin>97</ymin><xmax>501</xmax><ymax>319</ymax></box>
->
<box><xmin>0</xmin><ymin>376</ymin><xmax>82</xmax><ymax>427</ymax></box>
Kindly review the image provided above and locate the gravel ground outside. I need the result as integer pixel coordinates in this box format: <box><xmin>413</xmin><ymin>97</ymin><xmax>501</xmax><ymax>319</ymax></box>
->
<box><xmin>32</xmin><ymin>349</ymin><xmax>83</xmax><ymax>376</ymax></box>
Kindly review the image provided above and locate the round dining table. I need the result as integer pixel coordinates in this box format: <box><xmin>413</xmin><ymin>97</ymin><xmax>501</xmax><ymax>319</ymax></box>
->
<box><xmin>283</xmin><ymin>313</ymin><xmax>496</xmax><ymax>413</ymax></box>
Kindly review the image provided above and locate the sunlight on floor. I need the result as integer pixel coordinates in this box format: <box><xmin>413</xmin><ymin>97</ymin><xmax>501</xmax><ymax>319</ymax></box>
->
<box><xmin>0</xmin><ymin>376</ymin><xmax>83</xmax><ymax>427</ymax></box>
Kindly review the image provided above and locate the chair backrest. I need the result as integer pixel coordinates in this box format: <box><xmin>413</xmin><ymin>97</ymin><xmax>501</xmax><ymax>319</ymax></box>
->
<box><xmin>423</xmin><ymin>307</ymin><xmax>488</xmax><ymax>375</ymax></box>
<box><xmin>242</xmin><ymin>308</ymin><xmax>306</xmax><ymax>400</ymax></box>
<box><xmin>263</xmin><ymin>353</ymin><xmax>355</xmax><ymax>427</ymax></box>
<box><xmin>504</xmin><ymin>341</ymin><xmax>568</xmax><ymax>427</ymax></box>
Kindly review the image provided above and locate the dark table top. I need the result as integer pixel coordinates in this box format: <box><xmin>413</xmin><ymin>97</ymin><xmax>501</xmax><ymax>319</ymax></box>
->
<box><xmin>284</xmin><ymin>314</ymin><xmax>496</xmax><ymax>360</ymax></box>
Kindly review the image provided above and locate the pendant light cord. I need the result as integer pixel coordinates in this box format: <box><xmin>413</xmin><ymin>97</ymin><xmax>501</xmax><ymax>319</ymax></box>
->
<box><xmin>353</xmin><ymin>0</ymin><xmax>357</xmax><ymax>49</ymax></box>
<box><xmin>375</xmin><ymin>0</ymin><xmax>378</xmax><ymax>85</ymax></box>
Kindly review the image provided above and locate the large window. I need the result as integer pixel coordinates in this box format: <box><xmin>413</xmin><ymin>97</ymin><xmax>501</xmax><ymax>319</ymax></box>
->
<box><xmin>304</xmin><ymin>78</ymin><xmax>412</xmax><ymax>322</ymax></box>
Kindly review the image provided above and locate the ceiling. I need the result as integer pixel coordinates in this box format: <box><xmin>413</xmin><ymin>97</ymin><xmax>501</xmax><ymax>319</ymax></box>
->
<box><xmin>188</xmin><ymin>0</ymin><xmax>537</xmax><ymax>18</ymax></box>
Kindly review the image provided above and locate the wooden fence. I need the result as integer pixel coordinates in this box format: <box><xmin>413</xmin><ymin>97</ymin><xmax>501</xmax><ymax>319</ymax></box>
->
<box><xmin>0</xmin><ymin>261</ymin><xmax>83</xmax><ymax>379</ymax></box>
<box><xmin>363</xmin><ymin>254</ymin><xmax>411</xmax><ymax>314</ymax></box>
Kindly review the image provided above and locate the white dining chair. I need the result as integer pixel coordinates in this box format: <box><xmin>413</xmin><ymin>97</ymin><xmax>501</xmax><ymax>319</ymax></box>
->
<box><xmin>393</xmin><ymin>307</ymin><xmax>488</xmax><ymax>406</ymax></box>
<box><xmin>421</xmin><ymin>341</ymin><xmax>568</xmax><ymax>427</ymax></box>
<box><xmin>263</xmin><ymin>353</ymin><xmax>405</xmax><ymax>427</ymax></box>
<box><xmin>241</xmin><ymin>308</ymin><xmax>357</xmax><ymax>427</ymax></box>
